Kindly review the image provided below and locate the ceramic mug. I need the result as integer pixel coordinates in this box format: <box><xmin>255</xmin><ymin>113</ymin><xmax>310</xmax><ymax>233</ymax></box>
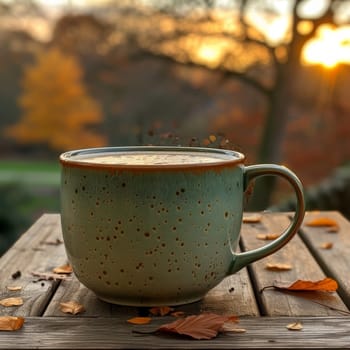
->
<box><xmin>59</xmin><ymin>146</ymin><xmax>305</xmax><ymax>306</ymax></box>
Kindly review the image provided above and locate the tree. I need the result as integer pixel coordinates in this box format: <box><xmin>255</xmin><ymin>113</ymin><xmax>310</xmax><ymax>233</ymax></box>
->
<box><xmin>106</xmin><ymin>0</ymin><xmax>350</xmax><ymax>209</ymax></box>
<box><xmin>5</xmin><ymin>48</ymin><xmax>106</xmax><ymax>151</ymax></box>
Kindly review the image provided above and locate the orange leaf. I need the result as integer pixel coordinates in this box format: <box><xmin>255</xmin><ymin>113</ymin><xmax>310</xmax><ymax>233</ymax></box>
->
<box><xmin>53</xmin><ymin>264</ymin><xmax>73</xmax><ymax>274</ymax></box>
<box><xmin>320</xmin><ymin>242</ymin><xmax>333</xmax><ymax>249</ymax></box>
<box><xmin>149</xmin><ymin>306</ymin><xmax>174</xmax><ymax>316</ymax></box>
<box><xmin>0</xmin><ymin>316</ymin><xmax>25</xmax><ymax>331</ymax></box>
<box><xmin>273</xmin><ymin>278</ymin><xmax>338</xmax><ymax>292</ymax></box>
<box><xmin>127</xmin><ymin>317</ymin><xmax>152</xmax><ymax>325</ymax></box>
<box><xmin>60</xmin><ymin>301</ymin><xmax>85</xmax><ymax>315</ymax></box>
<box><xmin>243</xmin><ymin>214</ymin><xmax>262</xmax><ymax>223</ymax></box>
<box><xmin>158</xmin><ymin>313</ymin><xmax>231</xmax><ymax>340</ymax></box>
<box><xmin>256</xmin><ymin>233</ymin><xmax>280</xmax><ymax>240</ymax></box>
<box><xmin>0</xmin><ymin>297</ymin><xmax>24</xmax><ymax>307</ymax></box>
<box><xmin>265</xmin><ymin>263</ymin><xmax>293</xmax><ymax>271</ymax></box>
<box><xmin>286</xmin><ymin>321</ymin><xmax>303</xmax><ymax>331</ymax></box>
<box><xmin>305</xmin><ymin>218</ymin><xmax>339</xmax><ymax>232</ymax></box>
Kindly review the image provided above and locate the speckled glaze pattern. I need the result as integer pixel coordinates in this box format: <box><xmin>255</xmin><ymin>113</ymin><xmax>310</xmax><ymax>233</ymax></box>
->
<box><xmin>60</xmin><ymin>147</ymin><xmax>305</xmax><ymax>306</ymax></box>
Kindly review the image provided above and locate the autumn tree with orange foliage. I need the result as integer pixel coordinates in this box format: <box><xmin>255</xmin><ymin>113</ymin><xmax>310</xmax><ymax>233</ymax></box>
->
<box><xmin>5</xmin><ymin>48</ymin><xmax>106</xmax><ymax>151</ymax></box>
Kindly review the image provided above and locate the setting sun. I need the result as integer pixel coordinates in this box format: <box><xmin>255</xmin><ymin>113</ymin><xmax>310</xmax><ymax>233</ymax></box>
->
<box><xmin>302</xmin><ymin>25</ymin><xmax>350</xmax><ymax>68</ymax></box>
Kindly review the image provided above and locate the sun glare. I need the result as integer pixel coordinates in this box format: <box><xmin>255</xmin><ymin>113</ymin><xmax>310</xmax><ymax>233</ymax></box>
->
<box><xmin>302</xmin><ymin>25</ymin><xmax>350</xmax><ymax>69</ymax></box>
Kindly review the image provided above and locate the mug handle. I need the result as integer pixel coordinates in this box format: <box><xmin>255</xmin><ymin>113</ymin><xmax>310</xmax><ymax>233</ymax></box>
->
<box><xmin>229</xmin><ymin>164</ymin><xmax>305</xmax><ymax>274</ymax></box>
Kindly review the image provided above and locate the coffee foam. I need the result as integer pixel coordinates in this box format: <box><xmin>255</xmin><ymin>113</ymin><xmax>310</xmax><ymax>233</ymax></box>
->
<box><xmin>73</xmin><ymin>151</ymin><xmax>236</xmax><ymax>166</ymax></box>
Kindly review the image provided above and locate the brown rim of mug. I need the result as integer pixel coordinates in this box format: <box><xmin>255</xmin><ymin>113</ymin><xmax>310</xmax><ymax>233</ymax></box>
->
<box><xmin>59</xmin><ymin>146</ymin><xmax>245</xmax><ymax>172</ymax></box>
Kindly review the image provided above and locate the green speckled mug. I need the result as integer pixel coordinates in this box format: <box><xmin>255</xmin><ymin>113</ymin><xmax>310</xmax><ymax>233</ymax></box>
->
<box><xmin>59</xmin><ymin>146</ymin><xmax>305</xmax><ymax>306</ymax></box>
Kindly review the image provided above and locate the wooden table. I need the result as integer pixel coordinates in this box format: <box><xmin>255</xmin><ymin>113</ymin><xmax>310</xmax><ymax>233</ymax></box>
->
<box><xmin>1</xmin><ymin>211</ymin><xmax>350</xmax><ymax>348</ymax></box>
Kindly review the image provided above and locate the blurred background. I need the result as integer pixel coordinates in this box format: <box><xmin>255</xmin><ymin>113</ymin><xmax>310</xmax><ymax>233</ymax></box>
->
<box><xmin>1</xmin><ymin>0</ymin><xmax>350</xmax><ymax>255</ymax></box>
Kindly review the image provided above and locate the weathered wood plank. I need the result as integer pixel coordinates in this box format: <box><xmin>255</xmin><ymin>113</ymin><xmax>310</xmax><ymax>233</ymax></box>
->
<box><xmin>44</xmin><ymin>217</ymin><xmax>259</xmax><ymax>317</ymax></box>
<box><xmin>240</xmin><ymin>212</ymin><xmax>348</xmax><ymax>316</ymax></box>
<box><xmin>1</xmin><ymin>316</ymin><xmax>350</xmax><ymax>349</ymax></box>
<box><xmin>299</xmin><ymin>211</ymin><xmax>350</xmax><ymax>309</ymax></box>
<box><xmin>0</xmin><ymin>214</ymin><xmax>68</xmax><ymax>316</ymax></box>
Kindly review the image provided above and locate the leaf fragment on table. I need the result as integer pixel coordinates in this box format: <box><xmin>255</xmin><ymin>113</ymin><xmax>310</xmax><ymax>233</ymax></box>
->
<box><xmin>286</xmin><ymin>321</ymin><xmax>303</xmax><ymax>331</ymax></box>
<box><xmin>6</xmin><ymin>286</ymin><xmax>22</xmax><ymax>292</ymax></box>
<box><xmin>0</xmin><ymin>316</ymin><xmax>25</xmax><ymax>331</ymax></box>
<box><xmin>0</xmin><ymin>297</ymin><xmax>24</xmax><ymax>307</ymax></box>
<box><xmin>157</xmin><ymin>313</ymin><xmax>232</xmax><ymax>340</ymax></box>
<box><xmin>265</xmin><ymin>263</ymin><xmax>293</xmax><ymax>271</ymax></box>
<box><xmin>53</xmin><ymin>264</ymin><xmax>73</xmax><ymax>274</ymax></box>
<box><xmin>243</xmin><ymin>214</ymin><xmax>262</xmax><ymax>223</ymax></box>
<box><xmin>273</xmin><ymin>277</ymin><xmax>338</xmax><ymax>292</ymax></box>
<box><xmin>256</xmin><ymin>233</ymin><xmax>280</xmax><ymax>240</ymax></box>
<box><xmin>320</xmin><ymin>242</ymin><xmax>333</xmax><ymax>249</ymax></box>
<box><xmin>305</xmin><ymin>217</ymin><xmax>339</xmax><ymax>232</ymax></box>
<box><xmin>127</xmin><ymin>317</ymin><xmax>152</xmax><ymax>325</ymax></box>
<box><xmin>59</xmin><ymin>301</ymin><xmax>85</xmax><ymax>315</ymax></box>
<box><xmin>221</xmin><ymin>323</ymin><xmax>246</xmax><ymax>333</ymax></box>
<box><xmin>149</xmin><ymin>306</ymin><xmax>174</xmax><ymax>316</ymax></box>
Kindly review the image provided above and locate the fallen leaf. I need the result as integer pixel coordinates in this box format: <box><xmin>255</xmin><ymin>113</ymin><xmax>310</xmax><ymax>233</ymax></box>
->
<box><xmin>6</xmin><ymin>286</ymin><xmax>22</xmax><ymax>292</ymax></box>
<box><xmin>273</xmin><ymin>278</ymin><xmax>338</xmax><ymax>292</ymax></box>
<box><xmin>0</xmin><ymin>316</ymin><xmax>25</xmax><ymax>331</ymax></box>
<box><xmin>256</xmin><ymin>233</ymin><xmax>280</xmax><ymax>240</ymax></box>
<box><xmin>265</xmin><ymin>263</ymin><xmax>293</xmax><ymax>271</ymax></box>
<box><xmin>286</xmin><ymin>321</ymin><xmax>303</xmax><ymax>331</ymax></box>
<box><xmin>158</xmin><ymin>313</ymin><xmax>231</xmax><ymax>340</ymax></box>
<box><xmin>0</xmin><ymin>297</ymin><xmax>24</xmax><ymax>307</ymax></box>
<box><xmin>305</xmin><ymin>218</ymin><xmax>339</xmax><ymax>232</ymax></box>
<box><xmin>60</xmin><ymin>301</ymin><xmax>85</xmax><ymax>315</ymax></box>
<box><xmin>127</xmin><ymin>317</ymin><xmax>152</xmax><ymax>325</ymax></box>
<box><xmin>31</xmin><ymin>272</ymin><xmax>70</xmax><ymax>281</ymax></box>
<box><xmin>209</xmin><ymin>135</ymin><xmax>217</xmax><ymax>143</ymax></box>
<box><xmin>243</xmin><ymin>214</ymin><xmax>262</xmax><ymax>223</ymax></box>
<box><xmin>53</xmin><ymin>264</ymin><xmax>73</xmax><ymax>274</ymax></box>
<box><xmin>320</xmin><ymin>242</ymin><xmax>333</xmax><ymax>249</ymax></box>
<box><xmin>149</xmin><ymin>306</ymin><xmax>174</xmax><ymax>316</ymax></box>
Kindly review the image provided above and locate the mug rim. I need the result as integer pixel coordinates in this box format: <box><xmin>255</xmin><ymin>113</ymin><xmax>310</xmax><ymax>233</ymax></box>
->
<box><xmin>59</xmin><ymin>146</ymin><xmax>245</xmax><ymax>171</ymax></box>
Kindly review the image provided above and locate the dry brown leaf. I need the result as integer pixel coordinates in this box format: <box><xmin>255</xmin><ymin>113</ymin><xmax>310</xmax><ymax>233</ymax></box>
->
<box><xmin>273</xmin><ymin>278</ymin><xmax>338</xmax><ymax>292</ymax></box>
<box><xmin>149</xmin><ymin>306</ymin><xmax>174</xmax><ymax>316</ymax></box>
<box><xmin>256</xmin><ymin>233</ymin><xmax>280</xmax><ymax>240</ymax></box>
<box><xmin>60</xmin><ymin>301</ymin><xmax>85</xmax><ymax>315</ymax></box>
<box><xmin>320</xmin><ymin>242</ymin><xmax>333</xmax><ymax>249</ymax></box>
<box><xmin>127</xmin><ymin>317</ymin><xmax>152</xmax><ymax>325</ymax></box>
<box><xmin>265</xmin><ymin>263</ymin><xmax>293</xmax><ymax>271</ymax></box>
<box><xmin>0</xmin><ymin>297</ymin><xmax>24</xmax><ymax>307</ymax></box>
<box><xmin>0</xmin><ymin>316</ymin><xmax>25</xmax><ymax>331</ymax></box>
<box><xmin>305</xmin><ymin>217</ymin><xmax>339</xmax><ymax>232</ymax></box>
<box><xmin>157</xmin><ymin>313</ymin><xmax>232</xmax><ymax>340</ymax></box>
<box><xmin>6</xmin><ymin>286</ymin><xmax>22</xmax><ymax>292</ymax></box>
<box><xmin>286</xmin><ymin>321</ymin><xmax>303</xmax><ymax>331</ymax></box>
<box><xmin>221</xmin><ymin>323</ymin><xmax>247</xmax><ymax>333</ymax></box>
<box><xmin>53</xmin><ymin>264</ymin><xmax>73</xmax><ymax>274</ymax></box>
<box><xmin>243</xmin><ymin>214</ymin><xmax>262</xmax><ymax>223</ymax></box>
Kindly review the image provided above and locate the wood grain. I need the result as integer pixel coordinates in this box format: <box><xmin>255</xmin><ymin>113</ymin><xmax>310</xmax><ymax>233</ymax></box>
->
<box><xmin>240</xmin><ymin>212</ymin><xmax>348</xmax><ymax>316</ymax></box>
<box><xmin>1</xmin><ymin>316</ymin><xmax>350</xmax><ymax>349</ymax></box>
<box><xmin>0</xmin><ymin>214</ymin><xmax>68</xmax><ymax>317</ymax></box>
<box><xmin>298</xmin><ymin>211</ymin><xmax>350</xmax><ymax>309</ymax></box>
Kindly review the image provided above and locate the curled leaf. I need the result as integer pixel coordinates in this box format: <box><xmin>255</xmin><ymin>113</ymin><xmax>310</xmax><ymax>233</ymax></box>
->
<box><xmin>149</xmin><ymin>306</ymin><xmax>174</xmax><ymax>316</ymax></box>
<box><xmin>256</xmin><ymin>233</ymin><xmax>280</xmax><ymax>240</ymax></box>
<box><xmin>53</xmin><ymin>264</ymin><xmax>73</xmax><ymax>274</ymax></box>
<box><xmin>243</xmin><ymin>214</ymin><xmax>262</xmax><ymax>223</ymax></box>
<box><xmin>0</xmin><ymin>297</ymin><xmax>24</xmax><ymax>307</ymax></box>
<box><xmin>127</xmin><ymin>317</ymin><xmax>152</xmax><ymax>325</ymax></box>
<box><xmin>60</xmin><ymin>301</ymin><xmax>85</xmax><ymax>315</ymax></box>
<box><xmin>286</xmin><ymin>321</ymin><xmax>303</xmax><ymax>331</ymax></box>
<box><xmin>273</xmin><ymin>278</ymin><xmax>338</xmax><ymax>292</ymax></box>
<box><xmin>158</xmin><ymin>313</ymin><xmax>232</xmax><ymax>340</ymax></box>
<box><xmin>6</xmin><ymin>286</ymin><xmax>22</xmax><ymax>292</ymax></box>
<box><xmin>305</xmin><ymin>218</ymin><xmax>339</xmax><ymax>232</ymax></box>
<box><xmin>265</xmin><ymin>263</ymin><xmax>293</xmax><ymax>271</ymax></box>
<box><xmin>0</xmin><ymin>316</ymin><xmax>25</xmax><ymax>331</ymax></box>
